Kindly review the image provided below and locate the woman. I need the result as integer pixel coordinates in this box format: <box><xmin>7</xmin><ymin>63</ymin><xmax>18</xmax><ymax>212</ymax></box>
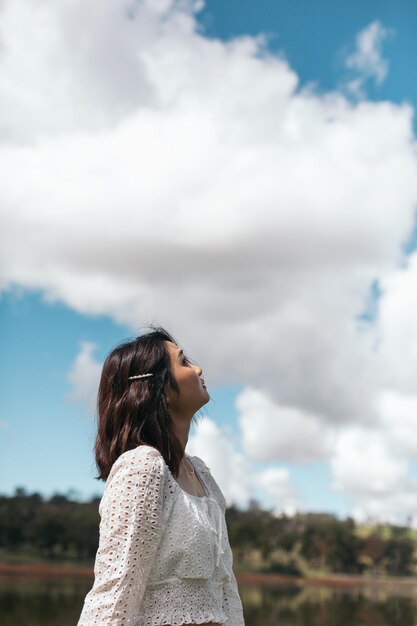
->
<box><xmin>77</xmin><ymin>327</ymin><xmax>245</xmax><ymax>626</ymax></box>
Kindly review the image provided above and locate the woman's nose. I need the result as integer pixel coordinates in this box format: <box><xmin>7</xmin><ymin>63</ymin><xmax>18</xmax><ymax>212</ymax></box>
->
<box><xmin>194</xmin><ymin>364</ymin><xmax>203</xmax><ymax>376</ymax></box>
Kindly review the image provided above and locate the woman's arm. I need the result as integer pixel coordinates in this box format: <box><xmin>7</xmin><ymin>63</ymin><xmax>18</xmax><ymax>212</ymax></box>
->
<box><xmin>77</xmin><ymin>447</ymin><xmax>166</xmax><ymax>626</ymax></box>
<box><xmin>222</xmin><ymin>568</ymin><xmax>245</xmax><ymax>626</ymax></box>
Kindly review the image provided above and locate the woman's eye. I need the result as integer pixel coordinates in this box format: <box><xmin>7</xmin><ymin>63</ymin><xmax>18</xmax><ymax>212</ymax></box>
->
<box><xmin>182</xmin><ymin>356</ymin><xmax>189</xmax><ymax>365</ymax></box>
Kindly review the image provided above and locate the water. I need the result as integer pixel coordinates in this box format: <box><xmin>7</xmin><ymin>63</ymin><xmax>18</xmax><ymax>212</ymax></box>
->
<box><xmin>1</xmin><ymin>574</ymin><xmax>417</xmax><ymax>626</ymax></box>
<box><xmin>0</xmin><ymin>575</ymin><xmax>91</xmax><ymax>626</ymax></box>
<box><xmin>239</xmin><ymin>583</ymin><xmax>417</xmax><ymax>626</ymax></box>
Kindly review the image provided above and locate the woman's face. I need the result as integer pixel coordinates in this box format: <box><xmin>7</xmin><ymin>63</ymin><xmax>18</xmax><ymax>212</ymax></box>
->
<box><xmin>164</xmin><ymin>341</ymin><xmax>210</xmax><ymax>416</ymax></box>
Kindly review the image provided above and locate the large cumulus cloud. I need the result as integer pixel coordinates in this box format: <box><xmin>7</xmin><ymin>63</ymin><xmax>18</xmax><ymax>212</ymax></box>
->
<box><xmin>3</xmin><ymin>0</ymin><xmax>417</xmax><ymax>521</ymax></box>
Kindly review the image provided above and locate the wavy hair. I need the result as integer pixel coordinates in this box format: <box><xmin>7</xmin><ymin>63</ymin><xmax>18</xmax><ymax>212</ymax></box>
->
<box><xmin>94</xmin><ymin>326</ymin><xmax>189</xmax><ymax>480</ymax></box>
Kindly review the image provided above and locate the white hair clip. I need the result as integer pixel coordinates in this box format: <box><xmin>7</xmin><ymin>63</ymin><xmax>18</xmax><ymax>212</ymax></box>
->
<box><xmin>128</xmin><ymin>373</ymin><xmax>154</xmax><ymax>380</ymax></box>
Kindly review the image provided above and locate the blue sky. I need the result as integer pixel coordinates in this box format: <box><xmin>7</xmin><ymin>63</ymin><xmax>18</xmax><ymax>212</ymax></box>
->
<box><xmin>1</xmin><ymin>0</ymin><xmax>417</xmax><ymax>524</ymax></box>
<box><xmin>200</xmin><ymin>0</ymin><xmax>417</xmax><ymax>110</ymax></box>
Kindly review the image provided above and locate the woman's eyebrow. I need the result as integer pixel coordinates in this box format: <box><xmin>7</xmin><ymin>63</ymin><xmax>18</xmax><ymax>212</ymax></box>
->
<box><xmin>177</xmin><ymin>349</ymin><xmax>184</xmax><ymax>359</ymax></box>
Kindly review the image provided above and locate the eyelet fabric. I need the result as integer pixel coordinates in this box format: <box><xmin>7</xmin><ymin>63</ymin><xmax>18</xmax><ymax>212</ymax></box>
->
<box><xmin>77</xmin><ymin>445</ymin><xmax>245</xmax><ymax>626</ymax></box>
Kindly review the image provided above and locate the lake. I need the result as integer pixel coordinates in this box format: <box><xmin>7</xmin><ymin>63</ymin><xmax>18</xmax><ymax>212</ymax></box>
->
<box><xmin>1</xmin><ymin>573</ymin><xmax>417</xmax><ymax>625</ymax></box>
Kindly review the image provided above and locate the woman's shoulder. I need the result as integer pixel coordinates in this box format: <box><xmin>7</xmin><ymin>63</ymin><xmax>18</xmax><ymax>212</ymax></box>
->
<box><xmin>188</xmin><ymin>453</ymin><xmax>210</xmax><ymax>473</ymax></box>
<box><xmin>100</xmin><ymin>446</ymin><xmax>177</xmax><ymax>519</ymax></box>
<box><xmin>107</xmin><ymin>444</ymin><xmax>166</xmax><ymax>483</ymax></box>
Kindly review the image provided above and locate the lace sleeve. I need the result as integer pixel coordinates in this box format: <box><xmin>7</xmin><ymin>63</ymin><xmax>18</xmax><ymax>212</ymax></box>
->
<box><xmin>77</xmin><ymin>447</ymin><xmax>167</xmax><ymax>626</ymax></box>
<box><xmin>222</xmin><ymin>567</ymin><xmax>245</xmax><ymax>625</ymax></box>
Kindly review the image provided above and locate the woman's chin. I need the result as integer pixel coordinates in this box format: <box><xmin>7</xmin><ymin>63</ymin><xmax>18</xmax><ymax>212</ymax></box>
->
<box><xmin>198</xmin><ymin>390</ymin><xmax>210</xmax><ymax>408</ymax></box>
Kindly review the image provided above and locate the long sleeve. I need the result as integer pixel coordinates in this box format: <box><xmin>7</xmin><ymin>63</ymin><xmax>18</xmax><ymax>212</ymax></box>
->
<box><xmin>222</xmin><ymin>567</ymin><xmax>245</xmax><ymax>626</ymax></box>
<box><xmin>77</xmin><ymin>447</ymin><xmax>167</xmax><ymax>626</ymax></box>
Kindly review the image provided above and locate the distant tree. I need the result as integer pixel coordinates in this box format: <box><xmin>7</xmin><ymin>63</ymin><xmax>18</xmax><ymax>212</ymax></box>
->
<box><xmin>384</xmin><ymin>536</ymin><xmax>416</xmax><ymax>576</ymax></box>
<box><xmin>327</xmin><ymin>517</ymin><xmax>362</xmax><ymax>574</ymax></box>
<box><xmin>300</xmin><ymin>519</ymin><xmax>333</xmax><ymax>569</ymax></box>
<box><xmin>49</xmin><ymin>493</ymin><xmax>70</xmax><ymax>507</ymax></box>
<box><xmin>0</xmin><ymin>489</ymin><xmax>43</xmax><ymax>551</ymax></box>
<box><xmin>359</xmin><ymin>532</ymin><xmax>386</xmax><ymax>573</ymax></box>
<box><xmin>65</xmin><ymin>502</ymin><xmax>100</xmax><ymax>560</ymax></box>
<box><xmin>32</xmin><ymin>505</ymin><xmax>68</xmax><ymax>558</ymax></box>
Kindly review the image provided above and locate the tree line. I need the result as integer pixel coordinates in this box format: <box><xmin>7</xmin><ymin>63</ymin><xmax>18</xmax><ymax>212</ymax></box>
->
<box><xmin>227</xmin><ymin>501</ymin><xmax>417</xmax><ymax>577</ymax></box>
<box><xmin>1</xmin><ymin>489</ymin><xmax>416</xmax><ymax>577</ymax></box>
<box><xmin>0</xmin><ymin>488</ymin><xmax>100</xmax><ymax>562</ymax></box>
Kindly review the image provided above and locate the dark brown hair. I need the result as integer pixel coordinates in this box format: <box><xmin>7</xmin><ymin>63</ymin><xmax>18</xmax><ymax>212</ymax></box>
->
<box><xmin>94</xmin><ymin>326</ymin><xmax>192</xmax><ymax>481</ymax></box>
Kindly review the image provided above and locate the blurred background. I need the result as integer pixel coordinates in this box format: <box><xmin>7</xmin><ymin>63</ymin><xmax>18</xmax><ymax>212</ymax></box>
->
<box><xmin>1</xmin><ymin>1</ymin><xmax>417</xmax><ymax>624</ymax></box>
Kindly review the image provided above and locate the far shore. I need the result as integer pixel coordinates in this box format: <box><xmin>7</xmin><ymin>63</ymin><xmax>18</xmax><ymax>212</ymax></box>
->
<box><xmin>1</xmin><ymin>561</ymin><xmax>417</xmax><ymax>593</ymax></box>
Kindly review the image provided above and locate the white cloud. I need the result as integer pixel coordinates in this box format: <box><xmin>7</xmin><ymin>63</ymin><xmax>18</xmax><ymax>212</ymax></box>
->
<box><xmin>237</xmin><ymin>387</ymin><xmax>335</xmax><ymax>463</ymax></box>
<box><xmin>256</xmin><ymin>466</ymin><xmax>301</xmax><ymax>516</ymax></box>
<box><xmin>1</xmin><ymin>1</ymin><xmax>417</xmax><ymax>522</ymax></box>
<box><xmin>2</xmin><ymin>44</ymin><xmax>414</xmax><ymax>424</ymax></box>
<box><xmin>66</xmin><ymin>342</ymin><xmax>102</xmax><ymax>416</ymax></box>
<box><xmin>330</xmin><ymin>425</ymin><xmax>417</xmax><ymax>525</ymax></box>
<box><xmin>351</xmin><ymin>491</ymin><xmax>417</xmax><ymax>528</ymax></box>
<box><xmin>376</xmin><ymin>389</ymin><xmax>417</xmax><ymax>457</ymax></box>
<box><xmin>376</xmin><ymin>251</ymin><xmax>417</xmax><ymax>395</ymax></box>
<box><xmin>187</xmin><ymin>416</ymin><xmax>252</xmax><ymax>508</ymax></box>
<box><xmin>331</xmin><ymin>427</ymin><xmax>408</xmax><ymax>497</ymax></box>
<box><xmin>344</xmin><ymin>21</ymin><xmax>393</xmax><ymax>96</ymax></box>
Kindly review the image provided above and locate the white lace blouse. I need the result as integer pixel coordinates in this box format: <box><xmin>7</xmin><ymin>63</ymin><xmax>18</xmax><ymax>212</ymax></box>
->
<box><xmin>77</xmin><ymin>445</ymin><xmax>245</xmax><ymax>626</ymax></box>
